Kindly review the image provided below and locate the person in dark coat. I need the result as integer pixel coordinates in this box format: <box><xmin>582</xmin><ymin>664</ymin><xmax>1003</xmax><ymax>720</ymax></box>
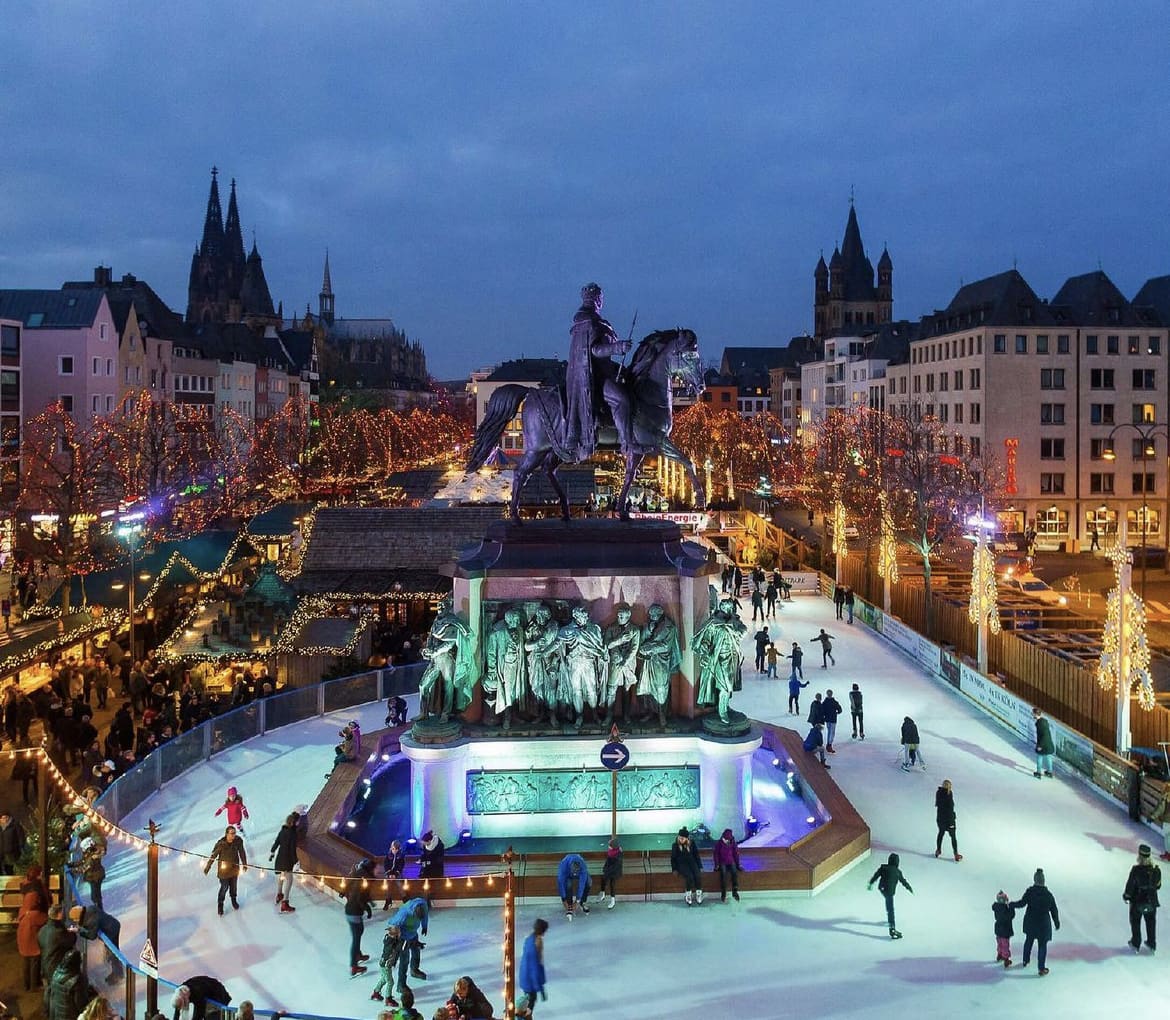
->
<box><xmin>269</xmin><ymin>812</ymin><xmax>300</xmax><ymax>913</ymax></box>
<box><xmin>753</xmin><ymin>627</ymin><xmax>769</xmax><ymax>672</ymax></box>
<box><xmin>341</xmin><ymin>858</ymin><xmax>375</xmax><ymax>975</ymax></box>
<box><xmin>844</xmin><ymin>587</ymin><xmax>855</xmax><ymax>624</ymax></box>
<box><xmin>70</xmin><ymin>902</ymin><xmax>123</xmax><ymax>983</ymax></box>
<box><xmin>1123</xmin><ymin>842</ymin><xmax>1162</xmax><ymax>953</ymax></box>
<box><xmin>670</xmin><ymin>827</ymin><xmax>704</xmax><ymax>905</ymax></box>
<box><xmin>849</xmin><ymin>682</ymin><xmax>864</xmax><ymax>740</ymax></box>
<box><xmin>173</xmin><ymin>975</ymin><xmax>231</xmax><ymax>1020</ymax></box>
<box><xmin>821</xmin><ymin>689</ymin><xmax>843</xmax><ymax>752</ymax></box>
<box><xmin>807</xmin><ymin>692</ymin><xmax>824</xmax><ymax>727</ymax></box>
<box><xmin>868</xmin><ymin>852</ymin><xmax>913</xmax><ymax>938</ymax></box>
<box><xmin>803</xmin><ymin>721</ymin><xmax>830</xmax><ymax>768</ymax></box>
<box><xmin>202</xmin><ymin>825</ymin><xmax>248</xmax><ymax>915</ymax></box>
<box><xmin>712</xmin><ymin>828</ymin><xmax>742</xmax><ymax>902</ymax></box>
<box><xmin>0</xmin><ymin>811</ymin><xmax>25</xmax><ymax>872</ymax></box>
<box><xmin>993</xmin><ymin>890</ymin><xmax>1016</xmax><ymax>967</ymax></box>
<box><xmin>901</xmin><ymin>716</ymin><xmax>926</xmax><ymax>770</ymax></box>
<box><xmin>833</xmin><ymin>584</ymin><xmax>845</xmax><ymax>620</ymax></box>
<box><xmin>38</xmin><ymin>905</ymin><xmax>76</xmax><ymax>987</ymax></box>
<box><xmin>381</xmin><ymin>838</ymin><xmax>407</xmax><ymax>909</ymax></box>
<box><xmin>1010</xmin><ymin>868</ymin><xmax>1060</xmax><ymax>974</ymax></box>
<box><xmin>599</xmin><ymin>837</ymin><xmax>622</xmax><ymax>909</ymax></box>
<box><xmin>788</xmin><ymin>672</ymin><xmax>809</xmax><ymax>715</ymax></box>
<box><xmin>1032</xmin><ymin>707</ymin><xmax>1055</xmax><ymax>778</ymax></box>
<box><xmin>417</xmin><ymin>830</ymin><xmax>445</xmax><ymax>879</ymax></box>
<box><xmin>446</xmin><ymin>975</ymin><xmax>493</xmax><ymax>1019</ymax></box>
<box><xmin>934</xmin><ymin>780</ymin><xmax>961</xmax><ymax>861</ymax></box>
<box><xmin>43</xmin><ymin>949</ymin><xmax>94</xmax><ymax>1020</ymax></box>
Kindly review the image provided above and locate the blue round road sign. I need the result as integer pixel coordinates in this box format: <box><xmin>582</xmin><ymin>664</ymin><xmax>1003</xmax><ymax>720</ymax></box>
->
<box><xmin>600</xmin><ymin>741</ymin><xmax>630</xmax><ymax>771</ymax></box>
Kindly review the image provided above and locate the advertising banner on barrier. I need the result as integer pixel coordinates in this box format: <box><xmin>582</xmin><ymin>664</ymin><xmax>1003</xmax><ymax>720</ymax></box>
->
<box><xmin>881</xmin><ymin>614</ymin><xmax>941</xmax><ymax>673</ymax></box>
<box><xmin>958</xmin><ymin>662</ymin><xmax>1035</xmax><ymax>740</ymax></box>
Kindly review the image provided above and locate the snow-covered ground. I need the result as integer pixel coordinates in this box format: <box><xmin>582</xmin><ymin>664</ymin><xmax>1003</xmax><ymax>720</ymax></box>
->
<box><xmin>104</xmin><ymin>594</ymin><xmax>1166</xmax><ymax>1019</ymax></box>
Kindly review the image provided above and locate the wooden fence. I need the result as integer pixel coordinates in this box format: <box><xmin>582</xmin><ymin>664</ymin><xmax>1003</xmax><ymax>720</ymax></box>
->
<box><xmin>830</xmin><ymin>550</ymin><xmax>1170</xmax><ymax>752</ymax></box>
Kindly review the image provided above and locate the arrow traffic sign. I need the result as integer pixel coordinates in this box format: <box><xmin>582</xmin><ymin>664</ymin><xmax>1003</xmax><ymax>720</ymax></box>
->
<box><xmin>600</xmin><ymin>741</ymin><xmax>630</xmax><ymax>771</ymax></box>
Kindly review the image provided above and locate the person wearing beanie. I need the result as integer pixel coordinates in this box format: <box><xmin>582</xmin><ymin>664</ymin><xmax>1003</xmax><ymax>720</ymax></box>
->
<box><xmin>1123</xmin><ymin>843</ymin><xmax>1162</xmax><ymax>953</ymax></box>
<box><xmin>1010</xmin><ymin>869</ymin><xmax>1060</xmax><ymax>974</ymax></box>
<box><xmin>556</xmin><ymin>853</ymin><xmax>591</xmax><ymax>919</ymax></box>
<box><xmin>868</xmin><ymin>852</ymin><xmax>913</xmax><ymax>939</ymax></box>
<box><xmin>600</xmin><ymin>838</ymin><xmax>623</xmax><ymax>909</ymax></box>
<box><xmin>518</xmin><ymin>918</ymin><xmax>549</xmax><ymax>1018</ymax></box>
<box><xmin>934</xmin><ymin>780</ymin><xmax>962</xmax><ymax>861</ymax></box>
<box><xmin>202</xmin><ymin>826</ymin><xmax>248</xmax><ymax>916</ymax></box>
<box><xmin>418</xmin><ymin>830</ymin><xmax>445</xmax><ymax>880</ymax></box>
<box><xmin>670</xmin><ymin>827</ymin><xmax>704</xmax><ymax>905</ymax></box>
<box><xmin>713</xmin><ymin>828</ymin><xmax>743</xmax><ymax>902</ymax></box>
<box><xmin>1032</xmin><ymin>707</ymin><xmax>1055</xmax><ymax>779</ymax></box>
<box><xmin>992</xmin><ymin>891</ymin><xmax>1016</xmax><ymax>966</ymax></box>
<box><xmin>214</xmin><ymin>786</ymin><xmax>249</xmax><ymax>833</ymax></box>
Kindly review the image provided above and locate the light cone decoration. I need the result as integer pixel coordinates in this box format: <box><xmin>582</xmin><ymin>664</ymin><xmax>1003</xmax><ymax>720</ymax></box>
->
<box><xmin>968</xmin><ymin>543</ymin><xmax>1001</xmax><ymax>633</ymax></box>
<box><xmin>877</xmin><ymin>495</ymin><xmax>898</xmax><ymax>583</ymax></box>
<box><xmin>832</xmin><ymin>499</ymin><xmax>848</xmax><ymax>558</ymax></box>
<box><xmin>1097</xmin><ymin>539</ymin><xmax>1155</xmax><ymax>711</ymax></box>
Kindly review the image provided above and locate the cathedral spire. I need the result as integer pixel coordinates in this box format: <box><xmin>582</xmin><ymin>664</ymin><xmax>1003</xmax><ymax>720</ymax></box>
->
<box><xmin>199</xmin><ymin>167</ymin><xmax>225</xmax><ymax>258</ymax></box>
<box><xmin>319</xmin><ymin>249</ymin><xmax>335</xmax><ymax>326</ymax></box>
<box><xmin>224</xmin><ymin>177</ymin><xmax>246</xmax><ymax>269</ymax></box>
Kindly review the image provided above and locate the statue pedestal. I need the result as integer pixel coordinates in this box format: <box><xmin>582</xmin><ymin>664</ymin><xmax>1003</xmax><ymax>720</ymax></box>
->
<box><xmin>451</xmin><ymin>519</ymin><xmax>717</xmax><ymax>722</ymax></box>
<box><xmin>400</xmin><ymin>727</ymin><xmax>763</xmax><ymax>846</ymax></box>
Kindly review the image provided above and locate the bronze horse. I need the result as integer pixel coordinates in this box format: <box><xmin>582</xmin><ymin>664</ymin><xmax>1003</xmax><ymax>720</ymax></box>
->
<box><xmin>465</xmin><ymin>328</ymin><xmax>706</xmax><ymax>520</ymax></box>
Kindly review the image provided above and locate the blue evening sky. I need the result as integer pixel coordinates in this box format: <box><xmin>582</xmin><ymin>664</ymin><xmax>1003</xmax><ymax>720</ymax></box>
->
<box><xmin>1</xmin><ymin>2</ymin><xmax>1167</xmax><ymax>379</ymax></box>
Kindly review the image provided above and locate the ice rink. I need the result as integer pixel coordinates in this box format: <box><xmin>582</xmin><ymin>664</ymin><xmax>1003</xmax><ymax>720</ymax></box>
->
<box><xmin>103</xmin><ymin>593</ymin><xmax>1166</xmax><ymax>1019</ymax></box>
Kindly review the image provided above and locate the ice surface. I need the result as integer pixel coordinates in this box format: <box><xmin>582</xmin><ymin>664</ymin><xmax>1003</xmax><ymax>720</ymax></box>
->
<box><xmin>106</xmin><ymin>596</ymin><xmax>1168</xmax><ymax>1018</ymax></box>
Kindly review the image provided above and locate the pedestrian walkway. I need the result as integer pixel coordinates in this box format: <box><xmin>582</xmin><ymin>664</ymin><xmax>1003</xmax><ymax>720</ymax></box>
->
<box><xmin>91</xmin><ymin>595</ymin><xmax>1165</xmax><ymax>1019</ymax></box>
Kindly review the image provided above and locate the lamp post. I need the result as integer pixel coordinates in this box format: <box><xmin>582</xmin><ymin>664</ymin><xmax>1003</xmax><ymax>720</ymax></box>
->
<box><xmin>1103</xmin><ymin>420</ymin><xmax>1168</xmax><ymax>600</ymax></box>
<box><xmin>965</xmin><ymin>500</ymin><xmax>999</xmax><ymax>675</ymax></box>
<box><xmin>116</xmin><ymin>512</ymin><xmax>145</xmax><ymax>660</ymax></box>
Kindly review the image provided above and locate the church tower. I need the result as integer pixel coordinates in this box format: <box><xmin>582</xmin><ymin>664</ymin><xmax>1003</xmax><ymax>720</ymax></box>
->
<box><xmin>813</xmin><ymin>203</ymin><xmax>892</xmax><ymax>339</ymax></box>
<box><xmin>319</xmin><ymin>251</ymin><xmax>335</xmax><ymax>326</ymax></box>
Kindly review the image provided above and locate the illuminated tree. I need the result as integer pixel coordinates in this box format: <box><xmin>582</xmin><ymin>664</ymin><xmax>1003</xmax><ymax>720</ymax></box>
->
<box><xmin>671</xmin><ymin>404</ymin><xmax>802</xmax><ymax>504</ymax></box>
<box><xmin>20</xmin><ymin>403</ymin><xmax>123</xmax><ymax>612</ymax></box>
<box><xmin>251</xmin><ymin>397</ymin><xmax>309</xmax><ymax>499</ymax></box>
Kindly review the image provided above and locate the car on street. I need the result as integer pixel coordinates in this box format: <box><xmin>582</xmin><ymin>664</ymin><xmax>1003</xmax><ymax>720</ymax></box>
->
<box><xmin>1000</xmin><ymin>572</ymin><xmax>1067</xmax><ymax>606</ymax></box>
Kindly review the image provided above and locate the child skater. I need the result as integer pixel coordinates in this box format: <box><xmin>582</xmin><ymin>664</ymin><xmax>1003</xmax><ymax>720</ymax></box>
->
<box><xmin>599</xmin><ymin>837</ymin><xmax>622</xmax><ymax>909</ymax></box>
<box><xmin>215</xmin><ymin>786</ymin><xmax>250</xmax><ymax>833</ymax></box>
<box><xmin>993</xmin><ymin>890</ymin><xmax>1016</xmax><ymax>967</ymax></box>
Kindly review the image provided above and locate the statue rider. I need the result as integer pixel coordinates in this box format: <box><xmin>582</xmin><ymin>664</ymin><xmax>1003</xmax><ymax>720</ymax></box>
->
<box><xmin>565</xmin><ymin>283</ymin><xmax>633</xmax><ymax>460</ymax></box>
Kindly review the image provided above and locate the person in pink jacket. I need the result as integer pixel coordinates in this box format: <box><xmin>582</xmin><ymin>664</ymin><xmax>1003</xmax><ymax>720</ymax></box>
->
<box><xmin>712</xmin><ymin>828</ymin><xmax>742</xmax><ymax>902</ymax></box>
<box><xmin>215</xmin><ymin>787</ymin><xmax>250</xmax><ymax>832</ymax></box>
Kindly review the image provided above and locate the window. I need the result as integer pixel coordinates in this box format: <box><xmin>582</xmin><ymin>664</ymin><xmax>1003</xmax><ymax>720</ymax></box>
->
<box><xmin>59</xmin><ymin>395</ymin><xmax>73</xmax><ymax>413</ymax></box>
<box><xmin>150</xmin><ymin>369</ymin><xmax>158</xmax><ymax>387</ymax></box>
<box><xmin>1107</xmin><ymin>335</ymin><xmax>1119</xmax><ymax>354</ymax></box>
<box><xmin>926</xmin><ymin>374</ymin><xmax>935</xmax><ymax>393</ymax></box>
<box><xmin>99</xmin><ymin>323</ymin><xmax>107</xmax><ymax>340</ymax></box>
<box><xmin>1040</xmin><ymin>403</ymin><xmax>1065</xmax><ymax>424</ymax></box>
<box><xmin>1133</xmin><ymin>369</ymin><xmax>1156</xmax><ymax>390</ymax></box>
<box><xmin>953</xmin><ymin>370</ymin><xmax>963</xmax><ymax>390</ymax></box>
<box><xmin>1040</xmin><ymin>368</ymin><xmax>1065</xmax><ymax>389</ymax></box>
<box><xmin>993</xmin><ymin>334</ymin><xmax>1006</xmax><ymax>353</ymax></box>
<box><xmin>1149</xmin><ymin>336</ymin><xmax>1161</xmax><ymax>355</ymax></box>
<box><xmin>970</xmin><ymin>403</ymin><xmax>981</xmax><ymax>424</ymax></box>
<box><xmin>719</xmin><ymin>392</ymin><xmax>730</xmax><ymax>402</ymax></box>
<box><xmin>1091</xmin><ymin>438</ymin><xmax>1107</xmax><ymax>459</ymax></box>
<box><xmin>955</xmin><ymin>404</ymin><xmax>964</xmax><ymax>423</ymax></box>
<box><xmin>913</xmin><ymin>377</ymin><xmax>921</xmax><ymax>394</ymax></box>
<box><xmin>104</xmin><ymin>395</ymin><xmax>112</xmax><ymax>413</ymax></box>
<box><xmin>1036</xmin><ymin>507</ymin><xmax>1068</xmax><ymax>537</ymax></box>
<box><xmin>1134</xmin><ymin>403</ymin><xmax>1156</xmax><ymax>424</ymax></box>
<box><xmin>1040</xmin><ymin>438</ymin><xmax>1065</xmax><ymax>459</ymax></box>
<box><xmin>969</xmin><ymin>367</ymin><xmax>981</xmax><ymax>389</ymax></box>
<box><xmin>1128</xmin><ymin>336</ymin><xmax>1141</xmax><ymax>355</ymax></box>
<box><xmin>1134</xmin><ymin>438</ymin><xmax>1155</xmax><ymax>459</ymax></box>
<box><xmin>106</xmin><ymin>358</ymin><xmax>113</xmax><ymax>376</ymax></box>
<box><xmin>0</xmin><ymin>325</ymin><xmax>18</xmax><ymax>355</ymax></box>
<box><xmin>939</xmin><ymin>404</ymin><xmax>948</xmax><ymax>422</ymax></box>
<box><xmin>59</xmin><ymin>356</ymin><xmax>74</xmax><ymax>375</ymax></box>
<box><xmin>1086</xmin><ymin>335</ymin><xmax>1099</xmax><ymax>354</ymax></box>
<box><xmin>1036</xmin><ymin>335</ymin><xmax>1049</xmax><ymax>353</ymax></box>
<box><xmin>91</xmin><ymin>395</ymin><xmax>100</xmax><ymax>413</ymax></box>
<box><xmin>970</xmin><ymin>436</ymin><xmax>981</xmax><ymax>456</ymax></box>
<box><xmin>1133</xmin><ymin>473</ymin><xmax>1156</xmax><ymax>494</ymax></box>
<box><xmin>1057</xmin><ymin>335</ymin><xmax>1069</xmax><ymax>354</ymax></box>
<box><xmin>939</xmin><ymin>373</ymin><xmax>948</xmax><ymax>391</ymax></box>
<box><xmin>92</xmin><ymin>357</ymin><xmax>100</xmax><ymax>376</ymax></box>
<box><xmin>1090</xmin><ymin>368</ymin><xmax>1114</xmax><ymax>389</ymax></box>
<box><xmin>1090</xmin><ymin>403</ymin><xmax>1115</xmax><ymax>425</ymax></box>
<box><xmin>1040</xmin><ymin>473</ymin><xmax>1065</xmax><ymax>494</ymax></box>
<box><xmin>1090</xmin><ymin>473</ymin><xmax>1115</xmax><ymax>494</ymax></box>
<box><xmin>1015</xmin><ymin>334</ymin><xmax>1028</xmax><ymax>354</ymax></box>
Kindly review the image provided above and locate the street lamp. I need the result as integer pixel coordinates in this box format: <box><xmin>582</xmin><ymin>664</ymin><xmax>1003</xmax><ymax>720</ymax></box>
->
<box><xmin>1103</xmin><ymin>420</ymin><xmax>1168</xmax><ymax>599</ymax></box>
<box><xmin>116</xmin><ymin>512</ymin><xmax>145</xmax><ymax>660</ymax></box>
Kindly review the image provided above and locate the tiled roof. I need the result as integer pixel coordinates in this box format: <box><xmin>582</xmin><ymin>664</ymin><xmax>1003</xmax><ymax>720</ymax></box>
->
<box><xmin>247</xmin><ymin>502</ymin><xmax>314</xmax><ymax>537</ymax></box>
<box><xmin>0</xmin><ymin>289</ymin><xmax>105</xmax><ymax>328</ymax></box>
<box><xmin>485</xmin><ymin>359</ymin><xmax>565</xmax><ymax>385</ymax></box>
<box><xmin>1052</xmin><ymin>270</ymin><xmax>1161</xmax><ymax>327</ymax></box>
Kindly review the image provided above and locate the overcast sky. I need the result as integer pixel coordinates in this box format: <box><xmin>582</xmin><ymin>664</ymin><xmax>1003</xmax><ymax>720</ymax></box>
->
<box><xmin>2</xmin><ymin>2</ymin><xmax>1168</xmax><ymax>380</ymax></box>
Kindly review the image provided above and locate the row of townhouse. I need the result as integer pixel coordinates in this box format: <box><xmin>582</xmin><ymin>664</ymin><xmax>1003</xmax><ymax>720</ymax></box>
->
<box><xmin>799</xmin><ymin>267</ymin><xmax>1170</xmax><ymax>552</ymax></box>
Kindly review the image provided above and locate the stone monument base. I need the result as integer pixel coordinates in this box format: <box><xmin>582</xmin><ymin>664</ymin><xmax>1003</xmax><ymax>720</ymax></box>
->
<box><xmin>700</xmin><ymin>708</ymin><xmax>751</xmax><ymax>737</ymax></box>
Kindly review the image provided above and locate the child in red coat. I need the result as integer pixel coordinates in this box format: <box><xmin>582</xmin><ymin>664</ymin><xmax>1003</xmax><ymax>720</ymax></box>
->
<box><xmin>215</xmin><ymin>786</ymin><xmax>250</xmax><ymax>832</ymax></box>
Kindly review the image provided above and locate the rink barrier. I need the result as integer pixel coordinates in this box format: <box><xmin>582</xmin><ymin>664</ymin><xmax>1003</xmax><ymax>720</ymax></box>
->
<box><xmin>65</xmin><ymin>663</ymin><xmax>423</xmax><ymax>1020</ymax></box>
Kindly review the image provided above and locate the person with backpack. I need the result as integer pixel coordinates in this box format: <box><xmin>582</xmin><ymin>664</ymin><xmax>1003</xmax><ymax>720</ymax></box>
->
<box><xmin>867</xmin><ymin>852</ymin><xmax>913</xmax><ymax>939</ymax></box>
<box><xmin>901</xmin><ymin>717</ymin><xmax>926</xmax><ymax>771</ymax></box>
<box><xmin>1123</xmin><ymin>842</ymin><xmax>1162</xmax><ymax>953</ymax></box>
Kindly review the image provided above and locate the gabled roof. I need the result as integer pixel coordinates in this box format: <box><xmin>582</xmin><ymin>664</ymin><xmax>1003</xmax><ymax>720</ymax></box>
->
<box><xmin>719</xmin><ymin>347</ymin><xmax>787</xmax><ymax>378</ymax></box>
<box><xmin>1051</xmin><ymin>270</ymin><xmax>1157</xmax><ymax>327</ymax></box>
<box><xmin>1134</xmin><ymin>275</ymin><xmax>1170</xmax><ymax>324</ymax></box>
<box><xmin>485</xmin><ymin>359</ymin><xmax>565</xmax><ymax>385</ymax></box>
<box><xmin>247</xmin><ymin>501</ymin><xmax>314</xmax><ymax>538</ymax></box>
<box><xmin>277</xmin><ymin>329</ymin><xmax>316</xmax><ymax>374</ymax></box>
<box><xmin>0</xmin><ymin>289</ymin><xmax>106</xmax><ymax>328</ymax></box>
<box><xmin>929</xmin><ymin>269</ymin><xmax>1058</xmax><ymax>330</ymax></box>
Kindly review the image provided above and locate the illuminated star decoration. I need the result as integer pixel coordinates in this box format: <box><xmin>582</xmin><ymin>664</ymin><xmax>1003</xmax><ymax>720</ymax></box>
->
<box><xmin>1096</xmin><ymin>540</ymin><xmax>1155</xmax><ymax>711</ymax></box>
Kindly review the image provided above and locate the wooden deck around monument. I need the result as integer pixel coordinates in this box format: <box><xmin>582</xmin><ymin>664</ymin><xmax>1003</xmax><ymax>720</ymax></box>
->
<box><xmin>298</xmin><ymin>723</ymin><xmax>870</xmax><ymax>899</ymax></box>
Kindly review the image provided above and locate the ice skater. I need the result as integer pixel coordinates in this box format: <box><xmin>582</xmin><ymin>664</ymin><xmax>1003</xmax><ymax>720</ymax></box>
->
<box><xmin>1123</xmin><ymin>842</ymin><xmax>1161</xmax><ymax>953</ymax></box>
<box><xmin>765</xmin><ymin>642</ymin><xmax>779</xmax><ymax>678</ymax></box>
<box><xmin>934</xmin><ymin>779</ymin><xmax>962</xmax><ymax>861</ymax></box>
<box><xmin>599</xmin><ymin>838</ymin><xmax>622</xmax><ymax>909</ymax></box>
<box><xmin>993</xmin><ymin>890</ymin><xmax>1016</xmax><ymax>967</ymax></box>
<box><xmin>811</xmin><ymin>628</ymin><xmax>836</xmax><ymax>667</ymax></box>
<box><xmin>788</xmin><ymin>671</ymin><xmax>809</xmax><ymax>715</ymax></box>
<box><xmin>341</xmin><ymin>858</ymin><xmax>375</xmax><ymax>976</ymax></box>
<box><xmin>1032</xmin><ymin>707</ymin><xmax>1055</xmax><ymax>779</ymax></box>
<box><xmin>670</xmin><ymin>827</ymin><xmax>704</xmax><ymax>904</ymax></box>
<box><xmin>901</xmin><ymin>716</ymin><xmax>926</xmax><ymax>771</ymax></box>
<box><xmin>821</xmin><ymin>689</ymin><xmax>843</xmax><ymax>753</ymax></box>
<box><xmin>214</xmin><ymin>786</ymin><xmax>249</xmax><ymax>833</ymax></box>
<box><xmin>203</xmin><ymin>825</ymin><xmax>247</xmax><ymax>915</ymax></box>
<box><xmin>517</xmin><ymin>917</ymin><xmax>549</xmax><ymax>1018</ymax></box>
<box><xmin>268</xmin><ymin>812</ymin><xmax>300</xmax><ymax>913</ymax></box>
<box><xmin>849</xmin><ymin>682</ymin><xmax>864</xmax><ymax>739</ymax></box>
<box><xmin>868</xmin><ymin>852</ymin><xmax>913</xmax><ymax>939</ymax></box>
<box><xmin>1010</xmin><ymin>869</ymin><xmax>1060</xmax><ymax>975</ymax></box>
<box><xmin>753</xmin><ymin>626</ymin><xmax>770</xmax><ymax>672</ymax></box>
<box><xmin>713</xmin><ymin>828</ymin><xmax>742</xmax><ymax>902</ymax></box>
<box><xmin>556</xmin><ymin>853</ymin><xmax>592</xmax><ymax>919</ymax></box>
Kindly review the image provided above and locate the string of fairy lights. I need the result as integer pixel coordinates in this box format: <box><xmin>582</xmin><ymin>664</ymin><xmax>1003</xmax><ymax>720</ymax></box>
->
<box><xmin>967</xmin><ymin>543</ymin><xmax>1001</xmax><ymax>635</ymax></box>
<box><xmin>832</xmin><ymin>499</ymin><xmax>848</xmax><ymax>559</ymax></box>
<box><xmin>876</xmin><ymin>495</ymin><xmax>899</xmax><ymax>585</ymax></box>
<box><xmin>1097</xmin><ymin>539</ymin><xmax>1155</xmax><ymax>711</ymax></box>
